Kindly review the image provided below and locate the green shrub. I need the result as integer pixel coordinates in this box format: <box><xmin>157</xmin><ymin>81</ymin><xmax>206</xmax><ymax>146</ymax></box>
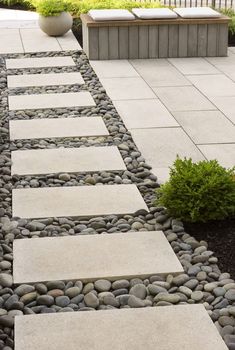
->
<box><xmin>219</xmin><ymin>8</ymin><xmax>235</xmax><ymax>35</ymax></box>
<box><xmin>33</xmin><ymin>0</ymin><xmax>70</xmax><ymax>16</ymax></box>
<box><xmin>67</xmin><ymin>0</ymin><xmax>162</xmax><ymax>17</ymax></box>
<box><xmin>155</xmin><ymin>157</ymin><xmax>235</xmax><ymax>223</ymax></box>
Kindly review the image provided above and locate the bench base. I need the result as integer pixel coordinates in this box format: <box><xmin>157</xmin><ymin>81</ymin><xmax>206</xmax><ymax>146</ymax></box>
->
<box><xmin>81</xmin><ymin>14</ymin><xmax>229</xmax><ymax>59</ymax></box>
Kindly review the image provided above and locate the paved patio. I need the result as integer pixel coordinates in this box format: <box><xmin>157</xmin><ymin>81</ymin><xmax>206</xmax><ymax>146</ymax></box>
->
<box><xmin>91</xmin><ymin>54</ymin><xmax>235</xmax><ymax>183</ymax></box>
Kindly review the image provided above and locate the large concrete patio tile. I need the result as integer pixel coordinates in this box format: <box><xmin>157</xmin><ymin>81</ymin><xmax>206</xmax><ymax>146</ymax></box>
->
<box><xmin>9</xmin><ymin>117</ymin><xmax>109</xmax><ymax>140</ymax></box>
<box><xmin>56</xmin><ymin>31</ymin><xmax>82</xmax><ymax>51</ymax></box>
<box><xmin>131</xmin><ymin>127</ymin><xmax>205</xmax><ymax>169</ymax></box>
<box><xmin>11</xmin><ymin>146</ymin><xmax>126</xmax><ymax>175</ymax></box>
<box><xmin>198</xmin><ymin>144</ymin><xmax>235</xmax><ymax>168</ymax></box>
<box><xmin>8</xmin><ymin>72</ymin><xmax>84</xmax><ymax>88</ymax></box>
<box><xmin>204</xmin><ymin>57</ymin><xmax>235</xmax><ymax>82</ymax></box>
<box><xmin>229</xmin><ymin>47</ymin><xmax>235</xmax><ymax>54</ymax></box>
<box><xmin>168</xmin><ymin>58</ymin><xmax>220</xmax><ymax>75</ymax></box>
<box><xmin>154</xmin><ymin>86</ymin><xmax>215</xmax><ymax>111</ymax></box>
<box><xmin>13</xmin><ymin>231</ymin><xmax>183</xmax><ymax>283</ymax></box>
<box><xmin>12</xmin><ymin>184</ymin><xmax>148</xmax><ymax>219</ymax></box>
<box><xmin>6</xmin><ymin>56</ymin><xmax>75</xmax><ymax>69</ymax></box>
<box><xmin>15</xmin><ymin>305</ymin><xmax>227</xmax><ymax>350</ymax></box>
<box><xmin>130</xmin><ymin>59</ymin><xmax>191</xmax><ymax>87</ymax></box>
<box><xmin>90</xmin><ymin>60</ymin><xmax>139</xmax><ymax>78</ymax></box>
<box><xmin>211</xmin><ymin>96</ymin><xmax>235</xmax><ymax>125</ymax></box>
<box><xmin>113</xmin><ymin>99</ymin><xmax>179</xmax><ymax>129</ymax></box>
<box><xmin>173</xmin><ymin>110</ymin><xmax>235</xmax><ymax>144</ymax></box>
<box><xmin>188</xmin><ymin>74</ymin><xmax>235</xmax><ymax>97</ymax></box>
<box><xmin>20</xmin><ymin>28</ymin><xmax>61</xmax><ymax>52</ymax></box>
<box><xmin>100</xmin><ymin>77</ymin><xmax>156</xmax><ymax>100</ymax></box>
<box><xmin>9</xmin><ymin>91</ymin><xmax>96</xmax><ymax>110</ymax></box>
<box><xmin>0</xmin><ymin>29</ymin><xmax>23</xmax><ymax>53</ymax></box>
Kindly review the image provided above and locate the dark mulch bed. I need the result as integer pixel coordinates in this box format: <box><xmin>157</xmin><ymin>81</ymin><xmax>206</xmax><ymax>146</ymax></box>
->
<box><xmin>184</xmin><ymin>218</ymin><xmax>235</xmax><ymax>280</ymax></box>
<box><xmin>229</xmin><ymin>32</ymin><xmax>235</xmax><ymax>46</ymax></box>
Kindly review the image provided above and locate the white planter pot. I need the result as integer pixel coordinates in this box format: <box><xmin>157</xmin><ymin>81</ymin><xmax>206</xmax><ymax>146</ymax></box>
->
<box><xmin>38</xmin><ymin>11</ymin><xmax>73</xmax><ymax>37</ymax></box>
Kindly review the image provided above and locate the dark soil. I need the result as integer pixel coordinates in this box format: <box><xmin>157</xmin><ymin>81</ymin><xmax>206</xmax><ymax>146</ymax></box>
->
<box><xmin>229</xmin><ymin>32</ymin><xmax>235</xmax><ymax>46</ymax></box>
<box><xmin>184</xmin><ymin>218</ymin><xmax>235</xmax><ymax>280</ymax></box>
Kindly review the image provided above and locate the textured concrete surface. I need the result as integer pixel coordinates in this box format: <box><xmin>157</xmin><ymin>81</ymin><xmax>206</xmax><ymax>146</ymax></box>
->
<box><xmin>7</xmin><ymin>72</ymin><xmax>84</xmax><ymax>88</ymax></box>
<box><xmin>13</xmin><ymin>231</ymin><xmax>183</xmax><ymax>283</ymax></box>
<box><xmin>113</xmin><ymin>99</ymin><xmax>179</xmax><ymax>129</ymax></box>
<box><xmin>12</xmin><ymin>184</ymin><xmax>148</xmax><ymax>219</ymax></box>
<box><xmin>9</xmin><ymin>117</ymin><xmax>109</xmax><ymax>140</ymax></box>
<box><xmin>15</xmin><ymin>305</ymin><xmax>228</xmax><ymax>350</ymax></box>
<box><xmin>6</xmin><ymin>56</ymin><xmax>75</xmax><ymax>69</ymax></box>
<box><xmin>100</xmin><ymin>77</ymin><xmax>156</xmax><ymax>100</ymax></box>
<box><xmin>11</xmin><ymin>146</ymin><xmax>126</xmax><ymax>175</ymax></box>
<box><xmin>9</xmin><ymin>92</ymin><xmax>96</xmax><ymax>110</ymax></box>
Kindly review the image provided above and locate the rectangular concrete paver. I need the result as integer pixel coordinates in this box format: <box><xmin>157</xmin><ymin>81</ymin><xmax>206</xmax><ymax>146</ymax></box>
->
<box><xmin>20</xmin><ymin>28</ymin><xmax>61</xmax><ymax>52</ymax></box>
<box><xmin>131</xmin><ymin>128</ymin><xmax>205</xmax><ymax>183</ymax></box>
<box><xmin>154</xmin><ymin>86</ymin><xmax>215</xmax><ymax>112</ymax></box>
<box><xmin>6</xmin><ymin>56</ymin><xmax>75</xmax><ymax>69</ymax></box>
<box><xmin>130</xmin><ymin>59</ymin><xmax>191</xmax><ymax>87</ymax></box>
<box><xmin>198</xmin><ymin>144</ymin><xmax>235</xmax><ymax>169</ymax></box>
<box><xmin>13</xmin><ymin>231</ymin><xmax>183</xmax><ymax>283</ymax></box>
<box><xmin>56</xmin><ymin>31</ymin><xmax>82</xmax><ymax>51</ymax></box>
<box><xmin>15</xmin><ymin>305</ymin><xmax>228</xmax><ymax>350</ymax></box>
<box><xmin>12</xmin><ymin>184</ymin><xmax>148</xmax><ymax>219</ymax></box>
<box><xmin>11</xmin><ymin>146</ymin><xmax>126</xmax><ymax>175</ymax></box>
<box><xmin>100</xmin><ymin>77</ymin><xmax>156</xmax><ymax>100</ymax></box>
<box><xmin>168</xmin><ymin>58</ymin><xmax>220</xmax><ymax>75</ymax></box>
<box><xmin>0</xmin><ymin>29</ymin><xmax>23</xmax><ymax>54</ymax></box>
<box><xmin>7</xmin><ymin>72</ymin><xmax>84</xmax><ymax>88</ymax></box>
<box><xmin>173</xmin><ymin>111</ymin><xmax>235</xmax><ymax>144</ymax></box>
<box><xmin>9</xmin><ymin>117</ymin><xmax>109</xmax><ymax>140</ymax></box>
<box><xmin>188</xmin><ymin>74</ymin><xmax>235</xmax><ymax>97</ymax></box>
<box><xmin>113</xmin><ymin>99</ymin><xmax>179</xmax><ymax>129</ymax></box>
<box><xmin>9</xmin><ymin>91</ymin><xmax>96</xmax><ymax>110</ymax></box>
<box><xmin>90</xmin><ymin>60</ymin><xmax>139</xmax><ymax>78</ymax></box>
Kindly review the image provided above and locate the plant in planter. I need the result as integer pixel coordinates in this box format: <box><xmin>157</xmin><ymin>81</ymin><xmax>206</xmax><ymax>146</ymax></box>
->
<box><xmin>34</xmin><ymin>0</ymin><xmax>73</xmax><ymax>37</ymax></box>
<box><xmin>155</xmin><ymin>157</ymin><xmax>235</xmax><ymax>223</ymax></box>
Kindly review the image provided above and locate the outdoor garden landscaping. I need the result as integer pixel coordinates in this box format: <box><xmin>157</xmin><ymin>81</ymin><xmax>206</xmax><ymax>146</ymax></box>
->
<box><xmin>0</xmin><ymin>0</ymin><xmax>234</xmax><ymax>349</ymax></box>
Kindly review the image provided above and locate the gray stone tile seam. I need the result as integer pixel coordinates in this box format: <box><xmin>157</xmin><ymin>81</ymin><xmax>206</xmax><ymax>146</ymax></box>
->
<box><xmin>128</xmin><ymin>125</ymin><xmax>181</xmax><ymax>131</ymax></box>
<box><xmin>204</xmin><ymin>56</ymin><xmax>235</xmax><ymax>82</ymax></box>
<box><xmin>165</xmin><ymin>64</ymin><xmax>235</xmax><ymax>127</ymax></box>
<box><xmin>196</xmin><ymin>141</ymin><xmax>235</xmax><ymax>146</ymax></box>
<box><xmin>127</xmin><ymin>59</ymin><xmax>191</xmax><ymax>128</ymax></box>
<box><xmin>17</xmin><ymin>28</ymin><xmax>25</xmax><ymax>54</ymax></box>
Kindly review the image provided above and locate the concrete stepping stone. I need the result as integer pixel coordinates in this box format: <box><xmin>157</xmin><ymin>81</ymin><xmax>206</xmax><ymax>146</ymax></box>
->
<box><xmin>11</xmin><ymin>146</ymin><xmax>126</xmax><ymax>176</ymax></box>
<box><xmin>6</xmin><ymin>56</ymin><xmax>75</xmax><ymax>69</ymax></box>
<box><xmin>12</xmin><ymin>184</ymin><xmax>148</xmax><ymax>219</ymax></box>
<box><xmin>8</xmin><ymin>91</ymin><xmax>96</xmax><ymax>110</ymax></box>
<box><xmin>13</xmin><ymin>231</ymin><xmax>183</xmax><ymax>284</ymax></box>
<box><xmin>9</xmin><ymin>117</ymin><xmax>109</xmax><ymax>140</ymax></box>
<box><xmin>15</xmin><ymin>305</ymin><xmax>228</xmax><ymax>350</ymax></box>
<box><xmin>7</xmin><ymin>72</ymin><xmax>84</xmax><ymax>88</ymax></box>
<box><xmin>20</xmin><ymin>28</ymin><xmax>61</xmax><ymax>52</ymax></box>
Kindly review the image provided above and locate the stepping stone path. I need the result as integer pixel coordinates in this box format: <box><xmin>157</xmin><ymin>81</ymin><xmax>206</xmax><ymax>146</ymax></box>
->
<box><xmin>7</xmin><ymin>72</ymin><xmax>84</xmax><ymax>88</ymax></box>
<box><xmin>9</xmin><ymin>117</ymin><xmax>109</xmax><ymax>140</ymax></box>
<box><xmin>8</xmin><ymin>91</ymin><xmax>96</xmax><ymax>110</ymax></box>
<box><xmin>11</xmin><ymin>146</ymin><xmax>126</xmax><ymax>175</ymax></box>
<box><xmin>12</xmin><ymin>185</ymin><xmax>148</xmax><ymax>219</ymax></box>
<box><xmin>6</xmin><ymin>56</ymin><xmax>76</xmax><ymax>69</ymax></box>
<box><xmin>13</xmin><ymin>231</ymin><xmax>183</xmax><ymax>284</ymax></box>
<box><xmin>15</xmin><ymin>305</ymin><xmax>228</xmax><ymax>350</ymax></box>
<box><xmin>2</xmin><ymin>51</ymin><xmax>228</xmax><ymax>350</ymax></box>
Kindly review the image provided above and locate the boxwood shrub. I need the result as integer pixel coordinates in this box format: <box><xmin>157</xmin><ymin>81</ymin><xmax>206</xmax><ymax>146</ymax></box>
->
<box><xmin>155</xmin><ymin>157</ymin><xmax>235</xmax><ymax>223</ymax></box>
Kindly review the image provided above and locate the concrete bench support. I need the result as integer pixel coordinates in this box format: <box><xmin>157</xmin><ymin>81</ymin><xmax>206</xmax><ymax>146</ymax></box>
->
<box><xmin>81</xmin><ymin>14</ymin><xmax>230</xmax><ymax>59</ymax></box>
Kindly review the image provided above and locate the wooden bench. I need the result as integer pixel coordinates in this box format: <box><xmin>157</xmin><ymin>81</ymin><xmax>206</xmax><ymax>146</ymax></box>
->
<box><xmin>81</xmin><ymin>13</ymin><xmax>230</xmax><ymax>59</ymax></box>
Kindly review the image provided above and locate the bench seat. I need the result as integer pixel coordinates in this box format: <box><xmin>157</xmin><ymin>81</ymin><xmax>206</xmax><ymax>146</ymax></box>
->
<box><xmin>81</xmin><ymin>14</ymin><xmax>230</xmax><ymax>59</ymax></box>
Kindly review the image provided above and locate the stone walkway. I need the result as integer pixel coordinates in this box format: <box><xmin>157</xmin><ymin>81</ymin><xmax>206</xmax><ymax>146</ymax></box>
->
<box><xmin>0</xmin><ymin>8</ymin><xmax>234</xmax><ymax>350</ymax></box>
<box><xmin>91</xmin><ymin>55</ymin><xmax>235</xmax><ymax>183</ymax></box>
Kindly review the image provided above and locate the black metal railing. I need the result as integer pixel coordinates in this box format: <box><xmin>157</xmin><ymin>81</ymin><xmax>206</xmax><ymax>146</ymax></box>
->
<box><xmin>131</xmin><ymin>0</ymin><xmax>234</xmax><ymax>9</ymax></box>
